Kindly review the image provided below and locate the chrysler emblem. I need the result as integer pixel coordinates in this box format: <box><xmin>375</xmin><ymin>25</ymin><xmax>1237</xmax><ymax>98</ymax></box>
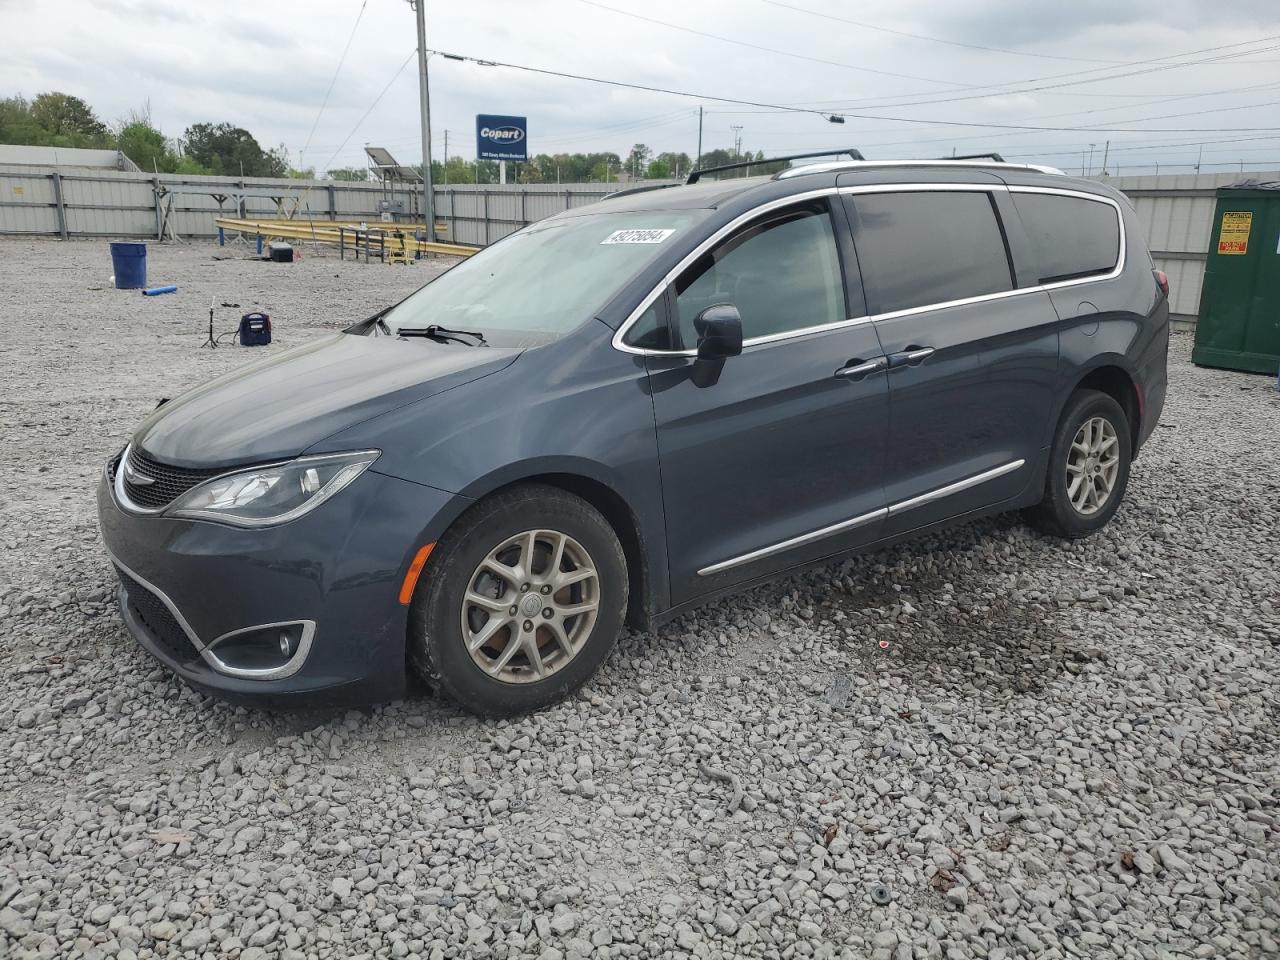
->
<box><xmin>123</xmin><ymin>460</ymin><xmax>155</xmax><ymax>486</ymax></box>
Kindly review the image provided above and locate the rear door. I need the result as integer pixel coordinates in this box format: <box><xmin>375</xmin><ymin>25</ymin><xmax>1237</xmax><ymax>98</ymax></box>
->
<box><xmin>635</xmin><ymin>196</ymin><xmax>890</xmax><ymax>604</ymax></box>
<box><xmin>840</xmin><ymin>185</ymin><xmax>1059</xmax><ymax>535</ymax></box>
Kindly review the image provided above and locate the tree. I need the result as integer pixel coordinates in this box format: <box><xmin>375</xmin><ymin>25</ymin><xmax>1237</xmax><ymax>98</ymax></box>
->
<box><xmin>646</xmin><ymin>159</ymin><xmax>670</xmax><ymax>179</ymax></box>
<box><xmin>327</xmin><ymin>167</ymin><xmax>367</xmax><ymax>181</ymax></box>
<box><xmin>117</xmin><ymin>119</ymin><xmax>175</xmax><ymax>172</ymax></box>
<box><xmin>0</xmin><ymin>96</ymin><xmax>44</xmax><ymax>145</ymax></box>
<box><xmin>625</xmin><ymin>143</ymin><xmax>652</xmax><ymax>178</ymax></box>
<box><xmin>29</xmin><ymin>92</ymin><xmax>109</xmax><ymax>145</ymax></box>
<box><xmin>182</xmin><ymin>122</ymin><xmax>287</xmax><ymax>177</ymax></box>
<box><xmin>655</xmin><ymin>152</ymin><xmax>691</xmax><ymax>179</ymax></box>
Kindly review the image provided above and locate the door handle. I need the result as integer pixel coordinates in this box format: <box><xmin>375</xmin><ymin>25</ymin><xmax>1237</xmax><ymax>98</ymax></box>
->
<box><xmin>834</xmin><ymin>357</ymin><xmax>888</xmax><ymax>381</ymax></box>
<box><xmin>888</xmin><ymin>346</ymin><xmax>935</xmax><ymax>368</ymax></box>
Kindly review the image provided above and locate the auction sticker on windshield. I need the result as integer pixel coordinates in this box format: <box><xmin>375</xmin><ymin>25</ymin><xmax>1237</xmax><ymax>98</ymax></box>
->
<box><xmin>601</xmin><ymin>228</ymin><xmax>676</xmax><ymax>244</ymax></box>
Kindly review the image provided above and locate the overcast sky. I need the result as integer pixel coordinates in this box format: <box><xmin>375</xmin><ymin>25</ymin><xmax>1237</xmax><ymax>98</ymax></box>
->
<box><xmin>3</xmin><ymin>0</ymin><xmax>1280</xmax><ymax>176</ymax></box>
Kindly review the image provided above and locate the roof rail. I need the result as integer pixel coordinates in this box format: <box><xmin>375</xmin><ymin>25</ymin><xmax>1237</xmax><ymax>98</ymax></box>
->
<box><xmin>775</xmin><ymin>158</ymin><xmax>1067</xmax><ymax>180</ymax></box>
<box><xmin>607</xmin><ymin>182</ymin><xmax>681</xmax><ymax>200</ymax></box>
<box><xmin>687</xmin><ymin>148</ymin><xmax>865</xmax><ymax>184</ymax></box>
<box><xmin>942</xmin><ymin>152</ymin><xmax>1005</xmax><ymax>162</ymax></box>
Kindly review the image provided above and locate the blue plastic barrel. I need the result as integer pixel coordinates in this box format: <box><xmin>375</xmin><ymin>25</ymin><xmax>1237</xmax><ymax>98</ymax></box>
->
<box><xmin>109</xmin><ymin>242</ymin><xmax>147</xmax><ymax>289</ymax></box>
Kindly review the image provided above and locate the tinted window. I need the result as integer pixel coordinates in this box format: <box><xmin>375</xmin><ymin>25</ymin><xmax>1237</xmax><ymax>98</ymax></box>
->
<box><xmin>845</xmin><ymin>191</ymin><xmax>1013</xmax><ymax>314</ymax></box>
<box><xmin>622</xmin><ymin>301</ymin><xmax>671</xmax><ymax>350</ymax></box>
<box><xmin>1012</xmin><ymin>192</ymin><xmax>1120</xmax><ymax>284</ymax></box>
<box><xmin>674</xmin><ymin>203</ymin><xmax>845</xmax><ymax>347</ymax></box>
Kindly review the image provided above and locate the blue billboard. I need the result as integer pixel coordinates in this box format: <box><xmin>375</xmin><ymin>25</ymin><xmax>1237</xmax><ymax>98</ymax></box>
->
<box><xmin>476</xmin><ymin>114</ymin><xmax>528</xmax><ymax>162</ymax></box>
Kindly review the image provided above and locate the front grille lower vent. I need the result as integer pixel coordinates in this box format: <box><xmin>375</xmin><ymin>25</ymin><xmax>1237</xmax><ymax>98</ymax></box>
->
<box><xmin>122</xmin><ymin>447</ymin><xmax>223</xmax><ymax>510</ymax></box>
<box><xmin>115</xmin><ymin>567</ymin><xmax>201</xmax><ymax>665</ymax></box>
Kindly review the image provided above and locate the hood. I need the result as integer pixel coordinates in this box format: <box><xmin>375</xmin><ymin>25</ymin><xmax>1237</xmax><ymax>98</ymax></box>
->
<box><xmin>133</xmin><ymin>333</ymin><xmax>519</xmax><ymax>468</ymax></box>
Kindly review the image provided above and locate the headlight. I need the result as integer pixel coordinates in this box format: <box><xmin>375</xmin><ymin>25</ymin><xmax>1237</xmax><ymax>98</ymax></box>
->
<box><xmin>166</xmin><ymin>450</ymin><xmax>379</xmax><ymax>527</ymax></box>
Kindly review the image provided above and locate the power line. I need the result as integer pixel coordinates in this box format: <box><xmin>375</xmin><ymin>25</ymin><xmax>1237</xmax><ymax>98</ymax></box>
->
<box><xmin>756</xmin><ymin>0</ymin><xmax>1126</xmax><ymax>64</ymax></box>
<box><xmin>300</xmin><ymin>0</ymin><xmax>370</xmax><ymax>161</ymax></box>
<box><xmin>317</xmin><ymin>50</ymin><xmax>416</xmax><ymax>174</ymax></box>
<box><xmin>432</xmin><ymin>50</ymin><xmax>1280</xmax><ymax>134</ymax></box>
<box><xmin>822</xmin><ymin>39</ymin><xmax>1280</xmax><ymax>112</ymax></box>
<box><xmin>570</xmin><ymin>0</ymin><xmax>963</xmax><ymax>88</ymax></box>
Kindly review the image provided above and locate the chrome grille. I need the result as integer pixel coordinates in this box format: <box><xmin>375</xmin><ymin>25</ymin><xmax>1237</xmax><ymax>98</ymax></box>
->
<box><xmin>122</xmin><ymin>447</ymin><xmax>223</xmax><ymax>510</ymax></box>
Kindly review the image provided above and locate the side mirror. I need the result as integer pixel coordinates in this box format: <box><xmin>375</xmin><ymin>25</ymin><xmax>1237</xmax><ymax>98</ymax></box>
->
<box><xmin>694</xmin><ymin>304</ymin><xmax>743</xmax><ymax>360</ymax></box>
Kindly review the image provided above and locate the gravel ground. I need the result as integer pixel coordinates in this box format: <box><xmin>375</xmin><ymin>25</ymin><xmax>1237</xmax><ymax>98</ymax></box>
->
<box><xmin>0</xmin><ymin>237</ymin><xmax>1277</xmax><ymax>960</ymax></box>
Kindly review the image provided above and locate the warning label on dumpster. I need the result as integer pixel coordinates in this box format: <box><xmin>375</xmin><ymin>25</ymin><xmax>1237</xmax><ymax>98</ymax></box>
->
<box><xmin>1217</xmin><ymin>211</ymin><xmax>1252</xmax><ymax>255</ymax></box>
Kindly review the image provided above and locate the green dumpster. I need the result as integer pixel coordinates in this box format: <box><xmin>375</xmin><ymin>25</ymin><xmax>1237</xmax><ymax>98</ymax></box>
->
<box><xmin>1192</xmin><ymin>179</ymin><xmax>1280</xmax><ymax>374</ymax></box>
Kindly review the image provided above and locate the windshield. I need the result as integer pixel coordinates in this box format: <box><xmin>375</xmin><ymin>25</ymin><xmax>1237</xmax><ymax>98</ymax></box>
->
<box><xmin>381</xmin><ymin>210</ymin><xmax>707</xmax><ymax>345</ymax></box>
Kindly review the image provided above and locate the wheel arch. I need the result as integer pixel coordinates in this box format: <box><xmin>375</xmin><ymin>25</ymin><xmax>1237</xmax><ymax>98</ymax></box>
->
<box><xmin>451</xmin><ymin>460</ymin><xmax>658</xmax><ymax>630</ymax></box>
<box><xmin>1070</xmin><ymin>362</ymin><xmax>1141</xmax><ymax>455</ymax></box>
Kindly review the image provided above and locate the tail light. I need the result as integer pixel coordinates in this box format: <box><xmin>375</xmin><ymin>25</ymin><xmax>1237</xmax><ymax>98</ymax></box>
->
<box><xmin>1153</xmin><ymin>269</ymin><xmax>1169</xmax><ymax>298</ymax></box>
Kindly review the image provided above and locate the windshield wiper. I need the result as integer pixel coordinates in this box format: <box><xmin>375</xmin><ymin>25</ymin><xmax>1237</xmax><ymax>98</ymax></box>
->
<box><xmin>397</xmin><ymin>324</ymin><xmax>488</xmax><ymax>345</ymax></box>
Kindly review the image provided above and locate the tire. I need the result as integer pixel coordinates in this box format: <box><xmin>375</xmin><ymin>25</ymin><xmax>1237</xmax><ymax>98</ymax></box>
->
<box><xmin>408</xmin><ymin>484</ymin><xmax>628</xmax><ymax>717</ymax></box>
<box><xmin>1024</xmin><ymin>389</ymin><xmax>1132</xmax><ymax>539</ymax></box>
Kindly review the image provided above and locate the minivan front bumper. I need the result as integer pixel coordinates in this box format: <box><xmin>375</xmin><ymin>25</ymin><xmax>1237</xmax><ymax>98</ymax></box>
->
<box><xmin>96</xmin><ymin>458</ymin><xmax>460</xmax><ymax>705</ymax></box>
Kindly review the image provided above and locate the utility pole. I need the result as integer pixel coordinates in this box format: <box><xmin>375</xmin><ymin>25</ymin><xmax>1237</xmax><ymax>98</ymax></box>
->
<box><xmin>442</xmin><ymin>130</ymin><xmax>449</xmax><ymax>185</ymax></box>
<box><xmin>1087</xmin><ymin>143</ymin><xmax>1096</xmax><ymax>176</ymax></box>
<box><xmin>410</xmin><ymin>0</ymin><xmax>436</xmax><ymax>241</ymax></box>
<box><xmin>1100</xmin><ymin>140</ymin><xmax>1110</xmax><ymax>177</ymax></box>
<box><xmin>696</xmin><ymin>106</ymin><xmax>703</xmax><ymax>171</ymax></box>
<box><xmin>1195</xmin><ymin>144</ymin><xmax>1203</xmax><ymax>173</ymax></box>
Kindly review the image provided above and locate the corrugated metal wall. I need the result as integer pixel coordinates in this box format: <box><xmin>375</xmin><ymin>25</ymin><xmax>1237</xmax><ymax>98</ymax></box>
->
<box><xmin>0</xmin><ymin>166</ymin><xmax>668</xmax><ymax>248</ymax></box>
<box><xmin>1100</xmin><ymin>170</ymin><xmax>1280</xmax><ymax>326</ymax></box>
<box><xmin>4</xmin><ymin>164</ymin><xmax>1277</xmax><ymax>327</ymax></box>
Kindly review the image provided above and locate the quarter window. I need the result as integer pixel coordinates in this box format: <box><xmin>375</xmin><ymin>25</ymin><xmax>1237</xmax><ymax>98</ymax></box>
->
<box><xmin>673</xmin><ymin>202</ymin><xmax>845</xmax><ymax>347</ymax></box>
<box><xmin>1011</xmin><ymin>192</ymin><xmax>1120</xmax><ymax>284</ymax></box>
<box><xmin>844</xmin><ymin>191</ymin><xmax>1014</xmax><ymax>314</ymax></box>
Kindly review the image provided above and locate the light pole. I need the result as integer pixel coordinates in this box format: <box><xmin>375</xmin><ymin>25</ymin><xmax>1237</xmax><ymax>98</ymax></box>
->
<box><xmin>409</xmin><ymin>0</ymin><xmax>436</xmax><ymax>242</ymax></box>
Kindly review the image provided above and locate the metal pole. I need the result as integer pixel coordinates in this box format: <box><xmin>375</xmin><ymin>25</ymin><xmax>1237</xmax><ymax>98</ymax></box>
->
<box><xmin>412</xmin><ymin>0</ymin><xmax>437</xmax><ymax>242</ymax></box>
<box><xmin>1100</xmin><ymin>140</ymin><xmax>1110</xmax><ymax>176</ymax></box>
<box><xmin>443</xmin><ymin>130</ymin><xmax>448</xmax><ymax>184</ymax></box>
<box><xmin>50</xmin><ymin>172</ymin><xmax>68</xmax><ymax>240</ymax></box>
<box><xmin>696</xmin><ymin>106</ymin><xmax>703</xmax><ymax>170</ymax></box>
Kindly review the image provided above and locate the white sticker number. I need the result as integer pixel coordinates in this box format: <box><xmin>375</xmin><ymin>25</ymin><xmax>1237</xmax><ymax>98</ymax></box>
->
<box><xmin>601</xmin><ymin>228</ymin><xmax>676</xmax><ymax>245</ymax></box>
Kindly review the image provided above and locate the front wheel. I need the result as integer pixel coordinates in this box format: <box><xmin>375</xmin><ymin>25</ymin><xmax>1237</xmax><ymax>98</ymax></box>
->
<box><xmin>408</xmin><ymin>484</ymin><xmax>628</xmax><ymax>717</ymax></box>
<box><xmin>1024</xmin><ymin>389</ymin><xmax>1132</xmax><ymax>538</ymax></box>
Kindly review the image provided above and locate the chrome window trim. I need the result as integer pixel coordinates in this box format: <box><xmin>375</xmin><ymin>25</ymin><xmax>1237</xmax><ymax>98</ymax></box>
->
<box><xmin>612</xmin><ymin>187</ymin><xmax>839</xmax><ymax>357</ymax></box>
<box><xmin>612</xmin><ymin>183</ymin><xmax>1125</xmax><ymax>358</ymax></box>
<box><xmin>697</xmin><ymin>459</ymin><xmax>1026</xmax><ymax>576</ymax></box>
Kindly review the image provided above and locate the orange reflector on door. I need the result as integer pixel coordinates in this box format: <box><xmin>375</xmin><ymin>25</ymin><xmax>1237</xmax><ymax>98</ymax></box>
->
<box><xmin>399</xmin><ymin>543</ymin><xmax>435</xmax><ymax>605</ymax></box>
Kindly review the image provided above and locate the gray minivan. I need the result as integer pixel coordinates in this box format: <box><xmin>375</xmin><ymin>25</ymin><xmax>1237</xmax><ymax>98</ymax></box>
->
<box><xmin>98</xmin><ymin>155</ymin><xmax>1169</xmax><ymax>715</ymax></box>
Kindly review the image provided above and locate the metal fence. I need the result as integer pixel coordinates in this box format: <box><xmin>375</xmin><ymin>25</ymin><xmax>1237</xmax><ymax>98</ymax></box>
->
<box><xmin>3</xmin><ymin>163</ymin><xmax>1276</xmax><ymax>327</ymax></box>
<box><xmin>1104</xmin><ymin>170</ymin><xmax>1279</xmax><ymax>328</ymax></box>
<box><xmin>0</xmin><ymin>165</ymin><xmax>673</xmax><ymax>247</ymax></box>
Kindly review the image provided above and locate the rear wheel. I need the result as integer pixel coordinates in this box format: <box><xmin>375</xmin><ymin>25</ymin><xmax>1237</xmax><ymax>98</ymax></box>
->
<box><xmin>1025</xmin><ymin>389</ymin><xmax>1132</xmax><ymax>538</ymax></box>
<box><xmin>408</xmin><ymin>484</ymin><xmax>627</xmax><ymax>716</ymax></box>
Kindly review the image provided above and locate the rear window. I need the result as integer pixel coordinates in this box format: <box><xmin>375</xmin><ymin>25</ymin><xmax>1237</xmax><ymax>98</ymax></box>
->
<box><xmin>1011</xmin><ymin>192</ymin><xmax>1121</xmax><ymax>285</ymax></box>
<box><xmin>843</xmin><ymin>191</ymin><xmax>1014</xmax><ymax>314</ymax></box>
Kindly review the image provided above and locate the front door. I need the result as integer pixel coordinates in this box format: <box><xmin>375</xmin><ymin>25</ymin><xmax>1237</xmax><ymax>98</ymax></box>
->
<box><xmin>644</xmin><ymin>197</ymin><xmax>890</xmax><ymax>605</ymax></box>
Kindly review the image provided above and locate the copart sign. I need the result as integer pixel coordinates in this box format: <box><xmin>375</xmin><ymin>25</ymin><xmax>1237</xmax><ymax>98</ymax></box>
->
<box><xmin>476</xmin><ymin>114</ymin><xmax>528</xmax><ymax>162</ymax></box>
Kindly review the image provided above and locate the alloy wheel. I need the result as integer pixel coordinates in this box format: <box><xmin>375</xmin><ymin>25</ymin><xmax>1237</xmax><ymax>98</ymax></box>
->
<box><xmin>460</xmin><ymin>529</ymin><xmax>600</xmax><ymax>684</ymax></box>
<box><xmin>1066</xmin><ymin>416</ymin><xmax>1120</xmax><ymax>516</ymax></box>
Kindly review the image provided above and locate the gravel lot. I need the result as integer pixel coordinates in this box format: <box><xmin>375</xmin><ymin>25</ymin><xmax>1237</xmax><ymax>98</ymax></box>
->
<box><xmin>1</xmin><ymin>237</ymin><xmax>1277</xmax><ymax>960</ymax></box>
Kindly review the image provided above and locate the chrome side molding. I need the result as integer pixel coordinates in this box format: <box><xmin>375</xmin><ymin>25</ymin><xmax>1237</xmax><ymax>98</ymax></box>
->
<box><xmin>697</xmin><ymin>459</ymin><xmax>1026</xmax><ymax>576</ymax></box>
